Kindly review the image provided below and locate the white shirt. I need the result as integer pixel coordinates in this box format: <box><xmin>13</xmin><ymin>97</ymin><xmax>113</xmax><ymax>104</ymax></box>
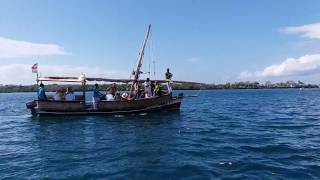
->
<box><xmin>144</xmin><ymin>81</ymin><xmax>152</xmax><ymax>97</ymax></box>
<box><xmin>65</xmin><ymin>93</ymin><xmax>75</xmax><ymax>101</ymax></box>
<box><xmin>106</xmin><ymin>94</ymin><xmax>114</xmax><ymax>101</ymax></box>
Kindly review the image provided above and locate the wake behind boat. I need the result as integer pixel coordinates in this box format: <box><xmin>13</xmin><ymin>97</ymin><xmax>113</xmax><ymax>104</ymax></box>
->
<box><xmin>26</xmin><ymin>24</ymin><xmax>201</xmax><ymax>116</ymax></box>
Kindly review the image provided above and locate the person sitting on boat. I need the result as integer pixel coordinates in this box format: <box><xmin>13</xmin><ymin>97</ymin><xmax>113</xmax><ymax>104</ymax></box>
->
<box><xmin>153</xmin><ymin>81</ymin><xmax>162</xmax><ymax>97</ymax></box>
<box><xmin>140</xmin><ymin>89</ymin><xmax>145</xmax><ymax>99</ymax></box>
<box><xmin>106</xmin><ymin>83</ymin><xmax>117</xmax><ymax>96</ymax></box>
<box><xmin>60</xmin><ymin>88</ymin><xmax>67</xmax><ymax>100</ymax></box>
<box><xmin>92</xmin><ymin>84</ymin><xmax>104</xmax><ymax>110</ymax></box>
<box><xmin>54</xmin><ymin>89</ymin><xmax>62</xmax><ymax>101</ymax></box>
<box><xmin>144</xmin><ymin>78</ymin><xmax>152</xmax><ymax>98</ymax></box>
<box><xmin>38</xmin><ymin>83</ymin><xmax>47</xmax><ymax>101</ymax></box>
<box><xmin>165</xmin><ymin>68</ymin><xmax>173</xmax><ymax>94</ymax></box>
<box><xmin>105</xmin><ymin>90</ymin><xmax>115</xmax><ymax>101</ymax></box>
<box><xmin>65</xmin><ymin>87</ymin><xmax>75</xmax><ymax>101</ymax></box>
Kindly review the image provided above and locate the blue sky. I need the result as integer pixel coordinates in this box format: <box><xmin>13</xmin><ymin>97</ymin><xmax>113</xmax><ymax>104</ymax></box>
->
<box><xmin>1</xmin><ymin>0</ymin><xmax>320</xmax><ymax>84</ymax></box>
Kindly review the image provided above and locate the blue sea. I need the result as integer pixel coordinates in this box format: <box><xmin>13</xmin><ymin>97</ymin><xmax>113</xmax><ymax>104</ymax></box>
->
<box><xmin>0</xmin><ymin>89</ymin><xmax>320</xmax><ymax>179</ymax></box>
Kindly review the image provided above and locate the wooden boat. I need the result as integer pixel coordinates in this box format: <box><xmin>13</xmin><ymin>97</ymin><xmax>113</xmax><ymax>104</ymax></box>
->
<box><xmin>26</xmin><ymin>24</ymin><xmax>200</xmax><ymax>116</ymax></box>
<box><xmin>27</xmin><ymin>94</ymin><xmax>183</xmax><ymax>116</ymax></box>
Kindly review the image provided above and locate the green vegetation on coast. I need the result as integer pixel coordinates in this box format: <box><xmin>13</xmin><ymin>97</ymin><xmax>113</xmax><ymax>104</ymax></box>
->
<box><xmin>0</xmin><ymin>81</ymin><xmax>318</xmax><ymax>93</ymax></box>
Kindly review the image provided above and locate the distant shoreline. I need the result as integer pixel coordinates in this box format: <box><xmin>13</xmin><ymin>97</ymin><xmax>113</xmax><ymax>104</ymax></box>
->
<box><xmin>0</xmin><ymin>81</ymin><xmax>318</xmax><ymax>93</ymax></box>
<box><xmin>0</xmin><ymin>88</ymin><xmax>318</xmax><ymax>94</ymax></box>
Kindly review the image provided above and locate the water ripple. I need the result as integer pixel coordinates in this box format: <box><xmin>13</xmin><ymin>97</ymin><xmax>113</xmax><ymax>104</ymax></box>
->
<box><xmin>0</xmin><ymin>90</ymin><xmax>320</xmax><ymax>179</ymax></box>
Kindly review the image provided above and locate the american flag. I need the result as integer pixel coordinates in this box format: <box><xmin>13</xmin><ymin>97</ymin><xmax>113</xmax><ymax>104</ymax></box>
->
<box><xmin>32</xmin><ymin>63</ymin><xmax>38</xmax><ymax>73</ymax></box>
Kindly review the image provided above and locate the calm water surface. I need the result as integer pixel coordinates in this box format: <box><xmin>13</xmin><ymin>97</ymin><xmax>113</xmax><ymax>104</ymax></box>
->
<box><xmin>0</xmin><ymin>89</ymin><xmax>320</xmax><ymax>179</ymax></box>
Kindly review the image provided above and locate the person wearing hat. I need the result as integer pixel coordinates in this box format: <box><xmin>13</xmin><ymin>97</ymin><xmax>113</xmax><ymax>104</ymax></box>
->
<box><xmin>38</xmin><ymin>83</ymin><xmax>47</xmax><ymax>101</ymax></box>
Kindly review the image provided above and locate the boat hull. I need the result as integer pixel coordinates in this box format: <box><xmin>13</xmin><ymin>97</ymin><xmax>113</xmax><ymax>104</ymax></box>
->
<box><xmin>36</xmin><ymin>100</ymin><xmax>86</xmax><ymax>112</ymax></box>
<box><xmin>97</xmin><ymin>94</ymin><xmax>172</xmax><ymax>111</ymax></box>
<box><xmin>27</xmin><ymin>95</ymin><xmax>182</xmax><ymax>116</ymax></box>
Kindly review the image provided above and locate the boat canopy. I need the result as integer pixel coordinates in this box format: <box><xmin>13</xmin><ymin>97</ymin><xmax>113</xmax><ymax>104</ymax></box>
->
<box><xmin>86</xmin><ymin>77</ymin><xmax>203</xmax><ymax>84</ymax></box>
<box><xmin>37</xmin><ymin>76</ymin><xmax>83</xmax><ymax>83</ymax></box>
<box><xmin>37</xmin><ymin>76</ymin><xmax>204</xmax><ymax>85</ymax></box>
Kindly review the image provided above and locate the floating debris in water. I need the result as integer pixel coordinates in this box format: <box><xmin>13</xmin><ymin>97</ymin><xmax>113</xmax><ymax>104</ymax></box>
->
<box><xmin>219</xmin><ymin>161</ymin><xmax>233</xmax><ymax>165</ymax></box>
<box><xmin>139</xmin><ymin>113</ymin><xmax>148</xmax><ymax>116</ymax></box>
<box><xmin>114</xmin><ymin>115</ymin><xmax>125</xmax><ymax>118</ymax></box>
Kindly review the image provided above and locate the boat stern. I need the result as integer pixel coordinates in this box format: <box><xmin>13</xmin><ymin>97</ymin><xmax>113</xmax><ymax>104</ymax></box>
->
<box><xmin>26</xmin><ymin>100</ymin><xmax>38</xmax><ymax>116</ymax></box>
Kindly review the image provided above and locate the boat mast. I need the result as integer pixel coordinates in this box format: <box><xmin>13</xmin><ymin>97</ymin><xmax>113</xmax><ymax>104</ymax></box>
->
<box><xmin>130</xmin><ymin>24</ymin><xmax>152</xmax><ymax>97</ymax></box>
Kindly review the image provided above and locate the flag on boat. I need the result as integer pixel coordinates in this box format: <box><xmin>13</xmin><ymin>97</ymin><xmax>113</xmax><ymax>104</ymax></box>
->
<box><xmin>32</xmin><ymin>63</ymin><xmax>38</xmax><ymax>73</ymax></box>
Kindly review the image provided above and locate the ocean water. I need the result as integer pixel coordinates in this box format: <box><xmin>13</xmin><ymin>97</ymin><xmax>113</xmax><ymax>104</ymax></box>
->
<box><xmin>0</xmin><ymin>89</ymin><xmax>320</xmax><ymax>179</ymax></box>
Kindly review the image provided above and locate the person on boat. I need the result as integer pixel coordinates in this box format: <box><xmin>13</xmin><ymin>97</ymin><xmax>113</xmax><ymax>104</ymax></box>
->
<box><xmin>144</xmin><ymin>78</ymin><xmax>152</xmax><ymax>98</ymax></box>
<box><xmin>114</xmin><ymin>92</ymin><xmax>121</xmax><ymax>100</ymax></box>
<box><xmin>92</xmin><ymin>84</ymin><xmax>103</xmax><ymax>110</ymax></box>
<box><xmin>165</xmin><ymin>68</ymin><xmax>173</xmax><ymax>94</ymax></box>
<box><xmin>54</xmin><ymin>89</ymin><xmax>62</xmax><ymax>101</ymax></box>
<box><xmin>130</xmin><ymin>81</ymin><xmax>139</xmax><ymax>99</ymax></box>
<box><xmin>60</xmin><ymin>88</ymin><xmax>67</xmax><ymax>100</ymax></box>
<box><xmin>140</xmin><ymin>90</ymin><xmax>145</xmax><ymax>99</ymax></box>
<box><xmin>105</xmin><ymin>90</ymin><xmax>115</xmax><ymax>101</ymax></box>
<box><xmin>106</xmin><ymin>83</ymin><xmax>117</xmax><ymax>96</ymax></box>
<box><xmin>38</xmin><ymin>83</ymin><xmax>47</xmax><ymax>101</ymax></box>
<box><xmin>165</xmin><ymin>68</ymin><xmax>173</xmax><ymax>80</ymax></box>
<box><xmin>151</xmin><ymin>81</ymin><xmax>155</xmax><ymax>96</ymax></box>
<box><xmin>154</xmin><ymin>81</ymin><xmax>162</xmax><ymax>97</ymax></box>
<box><xmin>65</xmin><ymin>87</ymin><xmax>75</xmax><ymax>101</ymax></box>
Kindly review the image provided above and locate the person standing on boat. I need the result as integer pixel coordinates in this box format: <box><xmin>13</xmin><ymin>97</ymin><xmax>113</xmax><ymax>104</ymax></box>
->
<box><xmin>151</xmin><ymin>81</ymin><xmax>155</xmax><ymax>96</ymax></box>
<box><xmin>165</xmin><ymin>68</ymin><xmax>173</xmax><ymax>80</ymax></box>
<box><xmin>92</xmin><ymin>84</ymin><xmax>103</xmax><ymax>110</ymax></box>
<box><xmin>144</xmin><ymin>78</ymin><xmax>152</xmax><ymax>98</ymax></box>
<box><xmin>38</xmin><ymin>83</ymin><xmax>47</xmax><ymax>101</ymax></box>
<box><xmin>165</xmin><ymin>68</ymin><xmax>173</xmax><ymax>94</ymax></box>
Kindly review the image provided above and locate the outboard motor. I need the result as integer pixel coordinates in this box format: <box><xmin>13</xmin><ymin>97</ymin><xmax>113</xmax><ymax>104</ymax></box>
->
<box><xmin>26</xmin><ymin>101</ymin><xmax>37</xmax><ymax>109</ymax></box>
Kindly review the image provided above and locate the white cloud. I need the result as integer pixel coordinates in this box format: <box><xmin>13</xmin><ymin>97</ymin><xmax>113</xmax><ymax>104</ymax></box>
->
<box><xmin>0</xmin><ymin>64</ymin><xmax>128</xmax><ymax>85</ymax></box>
<box><xmin>239</xmin><ymin>54</ymin><xmax>320</xmax><ymax>79</ymax></box>
<box><xmin>282</xmin><ymin>23</ymin><xmax>320</xmax><ymax>39</ymax></box>
<box><xmin>0</xmin><ymin>37</ymin><xmax>68</xmax><ymax>58</ymax></box>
